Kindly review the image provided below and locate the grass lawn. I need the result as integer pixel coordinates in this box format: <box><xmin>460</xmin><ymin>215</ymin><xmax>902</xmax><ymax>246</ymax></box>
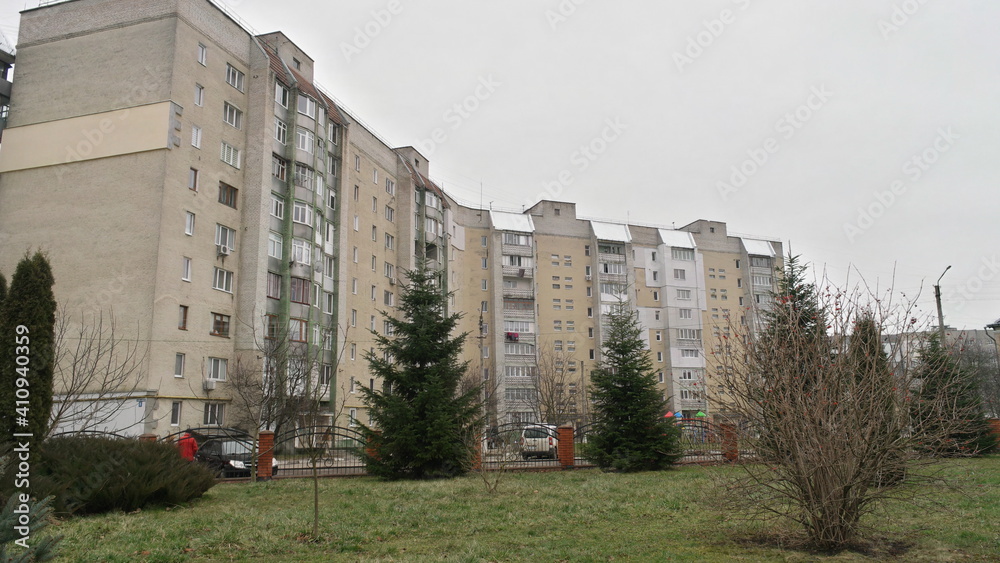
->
<box><xmin>46</xmin><ymin>457</ymin><xmax>999</xmax><ymax>562</ymax></box>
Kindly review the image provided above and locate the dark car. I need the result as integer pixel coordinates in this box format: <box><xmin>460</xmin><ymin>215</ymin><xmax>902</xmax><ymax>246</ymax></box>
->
<box><xmin>194</xmin><ymin>437</ymin><xmax>278</xmax><ymax>478</ymax></box>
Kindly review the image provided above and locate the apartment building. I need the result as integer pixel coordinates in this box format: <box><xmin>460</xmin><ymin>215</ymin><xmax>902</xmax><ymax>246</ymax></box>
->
<box><xmin>0</xmin><ymin>0</ymin><xmax>783</xmax><ymax>435</ymax></box>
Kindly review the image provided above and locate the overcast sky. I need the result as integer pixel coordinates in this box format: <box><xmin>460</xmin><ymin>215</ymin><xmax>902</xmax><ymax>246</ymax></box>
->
<box><xmin>2</xmin><ymin>0</ymin><xmax>998</xmax><ymax>331</ymax></box>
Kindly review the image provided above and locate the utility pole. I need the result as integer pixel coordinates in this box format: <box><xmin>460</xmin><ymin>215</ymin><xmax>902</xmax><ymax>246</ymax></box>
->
<box><xmin>934</xmin><ymin>265</ymin><xmax>951</xmax><ymax>343</ymax></box>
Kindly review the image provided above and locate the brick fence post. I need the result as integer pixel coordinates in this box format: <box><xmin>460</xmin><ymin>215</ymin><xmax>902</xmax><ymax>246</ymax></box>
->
<box><xmin>721</xmin><ymin>423</ymin><xmax>738</xmax><ymax>463</ymax></box>
<box><xmin>257</xmin><ymin>431</ymin><xmax>274</xmax><ymax>480</ymax></box>
<box><xmin>139</xmin><ymin>433</ymin><xmax>157</xmax><ymax>442</ymax></box>
<box><xmin>472</xmin><ymin>434</ymin><xmax>483</xmax><ymax>471</ymax></box>
<box><xmin>557</xmin><ymin>425</ymin><xmax>575</xmax><ymax>469</ymax></box>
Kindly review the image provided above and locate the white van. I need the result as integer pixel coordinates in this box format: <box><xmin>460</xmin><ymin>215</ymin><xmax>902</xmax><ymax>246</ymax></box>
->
<box><xmin>519</xmin><ymin>424</ymin><xmax>558</xmax><ymax>459</ymax></box>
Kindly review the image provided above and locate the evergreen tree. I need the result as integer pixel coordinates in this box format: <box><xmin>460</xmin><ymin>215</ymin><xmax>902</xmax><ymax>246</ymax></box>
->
<box><xmin>359</xmin><ymin>264</ymin><xmax>482</xmax><ymax>479</ymax></box>
<box><xmin>587</xmin><ymin>303</ymin><xmax>682</xmax><ymax>472</ymax></box>
<box><xmin>912</xmin><ymin>335</ymin><xmax>997</xmax><ymax>455</ymax></box>
<box><xmin>763</xmin><ymin>254</ymin><xmax>826</xmax><ymax>340</ymax></box>
<box><xmin>0</xmin><ymin>253</ymin><xmax>57</xmax><ymax>443</ymax></box>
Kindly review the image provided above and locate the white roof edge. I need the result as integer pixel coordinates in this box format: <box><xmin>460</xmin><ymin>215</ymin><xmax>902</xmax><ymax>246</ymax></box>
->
<box><xmin>657</xmin><ymin>229</ymin><xmax>696</xmax><ymax>249</ymax></box>
<box><xmin>591</xmin><ymin>220</ymin><xmax>632</xmax><ymax>242</ymax></box>
<box><xmin>489</xmin><ymin>210</ymin><xmax>535</xmax><ymax>233</ymax></box>
<box><xmin>742</xmin><ymin>238</ymin><xmax>775</xmax><ymax>257</ymax></box>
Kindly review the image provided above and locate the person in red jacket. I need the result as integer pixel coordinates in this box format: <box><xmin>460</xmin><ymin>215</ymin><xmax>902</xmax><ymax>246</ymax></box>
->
<box><xmin>177</xmin><ymin>432</ymin><xmax>198</xmax><ymax>461</ymax></box>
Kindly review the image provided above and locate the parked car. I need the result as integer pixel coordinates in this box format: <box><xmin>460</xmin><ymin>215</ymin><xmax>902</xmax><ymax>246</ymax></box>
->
<box><xmin>195</xmin><ymin>437</ymin><xmax>279</xmax><ymax>478</ymax></box>
<box><xmin>519</xmin><ymin>424</ymin><xmax>558</xmax><ymax>459</ymax></box>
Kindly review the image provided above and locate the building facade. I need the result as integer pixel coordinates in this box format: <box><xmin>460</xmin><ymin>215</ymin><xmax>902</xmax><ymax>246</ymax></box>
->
<box><xmin>0</xmin><ymin>0</ymin><xmax>783</xmax><ymax>435</ymax></box>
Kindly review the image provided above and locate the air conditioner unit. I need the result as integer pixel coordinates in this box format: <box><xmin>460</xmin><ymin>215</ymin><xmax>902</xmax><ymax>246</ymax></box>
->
<box><xmin>585</xmin><ymin>274</ymin><xmax>592</xmax><ymax>281</ymax></box>
<box><xmin>389</xmin><ymin>277</ymin><xmax>396</xmax><ymax>286</ymax></box>
<box><xmin>217</xmin><ymin>245</ymin><xmax>231</xmax><ymax>257</ymax></box>
<box><xmin>203</xmin><ymin>380</ymin><xmax>216</xmax><ymax>391</ymax></box>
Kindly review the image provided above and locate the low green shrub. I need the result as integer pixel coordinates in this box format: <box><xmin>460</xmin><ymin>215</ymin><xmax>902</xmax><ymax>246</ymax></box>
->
<box><xmin>2</xmin><ymin>436</ymin><xmax>216</xmax><ymax>516</ymax></box>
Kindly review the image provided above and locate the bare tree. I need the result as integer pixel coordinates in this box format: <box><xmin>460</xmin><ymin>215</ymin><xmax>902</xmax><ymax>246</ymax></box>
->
<box><xmin>533</xmin><ymin>348</ymin><xmax>585</xmax><ymax>427</ymax></box>
<box><xmin>48</xmin><ymin>308</ymin><xmax>148</xmax><ymax>436</ymax></box>
<box><xmin>714</xmin><ymin>275</ymin><xmax>985</xmax><ymax>550</ymax></box>
<box><xmin>953</xmin><ymin>332</ymin><xmax>1000</xmax><ymax>419</ymax></box>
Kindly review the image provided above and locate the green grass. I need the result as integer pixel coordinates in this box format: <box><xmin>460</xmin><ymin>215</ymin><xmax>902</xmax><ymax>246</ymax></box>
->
<box><xmin>44</xmin><ymin>457</ymin><xmax>1000</xmax><ymax>562</ymax></box>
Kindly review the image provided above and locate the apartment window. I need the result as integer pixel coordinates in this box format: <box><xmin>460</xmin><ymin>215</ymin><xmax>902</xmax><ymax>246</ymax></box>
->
<box><xmin>324</xmin><ymin>255</ymin><xmax>335</xmax><ymax>278</ymax></box>
<box><xmin>297</xmin><ymin>95</ymin><xmax>317</xmax><ymax>119</ymax></box>
<box><xmin>373</xmin><ymin>169</ymin><xmax>379</xmax><ymax>184</ymax></box>
<box><xmin>658</xmin><ymin>372</ymin><xmax>664</xmax><ymax>383</ymax></box>
<box><xmin>182</xmin><ymin>257</ymin><xmax>192</xmax><ymax>282</ymax></box>
<box><xmin>184</xmin><ymin>212</ymin><xmax>195</xmax><ymax>236</ymax></box>
<box><xmin>371</xmin><ymin>255</ymin><xmax>377</xmax><ymax>271</ymax></box>
<box><xmin>352</xmin><ymin>247</ymin><xmax>358</xmax><ymax>263</ymax></box>
<box><xmin>481</xmin><ymin>257</ymin><xmax>488</xmax><ymax>270</ymax></box>
<box><xmin>652</xmin><ymin>271</ymin><xmax>659</xmax><ymax>281</ymax></box>
<box><xmin>289</xmin><ymin>319</ymin><xmax>306</xmax><ymax>342</ymax></box>
<box><xmin>679</xmin><ymin>308</ymin><xmax>692</xmax><ymax>319</ymax></box>
<box><xmin>272</xmin><ymin>155</ymin><xmax>288</xmax><ymax>181</ymax></box>
<box><xmin>174</xmin><ymin>353</ymin><xmax>186</xmax><ymax>377</ymax></box>
<box><xmin>348</xmin><ymin>408</ymin><xmax>358</xmax><ymax>427</ymax></box>
<box><xmin>370</xmin><ymin>285</ymin><xmax>377</xmax><ymax>301</ymax></box>
<box><xmin>384</xmin><ymin>262</ymin><xmax>395</xmax><ymax>279</ymax></box>
<box><xmin>657</xmin><ymin>352</ymin><xmax>663</xmax><ymax>362</ymax></box>
<box><xmin>290</xmin><ymin>277</ymin><xmax>309</xmax><ymax>304</ymax></box>
<box><xmin>681</xmin><ymin>370</ymin><xmax>694</xmax><ymax>380</ymax></box>
<box><xmin>212</xmin><ymin>268</ymin><xmax>233</xmax><ymax>292</ymax></box>
<box><xmin>267</xmin><ymin>271</ymin><xmax>281</xmax><ymax>299</ymax></box>
<box><xmin>221</xmin><ymin>142</ymin><xmax>241</xmax><ymax>168</ymax></box>
<box><xmin>350</xmin><ymin>343</ymin><xmax>356</xmax><ymax>360</ymax></box>
<box><xmin>188</xmin><ymin>168</ymin><xmax>199</xmax><ymax>191</ymax></box>
<box><xmin>194</xmin><ymin>84</ymin><xmax>204</xmax><ymax>106</ymax></box>
<box><xmin>679</xmin><ymin>328</ymin><xmax>700</xmax><ymax>340</ymax></box>
<box><xmin>275</xmin><ymin>82</ymin><xmax>289</xmax><ymax>107</ymax></box>
<box><xmin>274</xmin><ymin>118</ymin><xmax>287</xmax><ymax>144</ymax></box>
<box><xmin>354</xmin><ymin>155</ymin><xmax>361</xmax><ymax>171</ymax></box>
<box><xmin>672</xmin><ymin>248</ymin><xmax>695</xmax><ymax>261</ymax></box>
<box><xmin>371</xmin><ymin>225</ymin><xmax>377</xmax><ymax>241</ymax></box>
<box><xmin>197</xmin><ymin>43</ymin><xmax>207</xmax><ymax>65</ymax></box>
<box><xmin>170</xmin><ymin>401</ymin><xmax>182</xmax><ymax>426</ymax></box>
<box><xmin>654</xmin><ymin>310</ymin><xmax>661</xmax><ymax>321</ymax></box>
<box><xmin>351</xmin><ymin>309</ymin><xmax>357</xmax><ymax>327</ymax></box>
<box><xmin>215</xmin><ymin>224</ymin><xmax>236</xmax><ymax>252</ymax></box>
<box><xmin>328</xmin><ymin>125</ymin><xmax>339</xmax><ymax>145</ymax></box>
<box><xmin>296</xmin><ymin>127</ymin><xmax>315</xmax><ymax>153</ymax></box>
<box><xmin>385</xmin><ymin>234</ymin><xmax>395</xmax><ymax>250</ymax></box>
<box><xmin>386</xmin><ymin>179</ymin><xmax>395</xmax><ymax>194</ymax></box>
<box><xmin>655</xmin><ymin>330</ymin><xmax>662</xmax><ymax>341</ymax></box>
<box><xmin>677</xmin><ymin>289</ymin><xmax>692</xmax><ymax>300</ymax></box>
<box><xmin>178</xmin><ymin>305</ymin><xmax>188</xmax><ymax>330</ymax></box>
<box><xmin>652</xmin><ymin>291</ymin><xmax>659</xmax><ymax>301</ymax></box>
<box><xmin>589</xmin><ymin>349</ymin><xmax>596</xmax><ymax>360</ymax></box>
<box><xmin>223</xmin><ymin>102</ymin><xmax>242</xmax><ymax>129</ymax></box>
<box><xmin>674</xmin><ymin>269</ymin><xmax>686</xmax><ymax>280</ymax></box>
<box><xmin>203</xmin><ymin>403</ymin><xmax>225</xmax><ymax>426</ymax></box>
<box><xmin>681</xmin><ymin>349</ymin><xmax>699</xmax><ymax>358</ymax></box>
<box><xmin>481</xmin><ymin>236</ymin><xmax>488</xmax><ymax>247</ymax></box>
<box><xmin>225</xmin><ymin>64</ymin><xmax>244</xmax><ymax>91</ymax></box>
<box><xmin>292</xmin><ymin>201</ymin><xmax>313</xmax><ymax>225</ymax></box>
<box><xmin>384</xmin><ymin>206</ymin><xmax>395</xmax><ymax>222</ymax></box>
<box><xmin>554</xmin><ymin>340</ymin><xmax>563</xmax><ymax>351</ymax></box>
<box><xmin>218</xmin><ymin>183</ymin><xmax>238</xmax><ymax>209</ymax></box>
<box><xmin>207</xmin><ymin>357</ymin><xmax>228</xmax><ymax>380</ymax></box>
<box><xmin>353</xmin><ymin>215</ymin><xmax>359</xmax><ymax>231</ymax></box>
<box><xmin>191</xmin><ymin>125</ymin><xmax>202</xmax><ymax>148</ymax></box>
<box><xmin>270</xmin><ymin>197</ymin><xmax>285</xmax><ymax>221</ymax></box>
<box><xmin>210</xmin><ymin>313</ymin><xmax>231</xmax><ymax>337</ymax></box>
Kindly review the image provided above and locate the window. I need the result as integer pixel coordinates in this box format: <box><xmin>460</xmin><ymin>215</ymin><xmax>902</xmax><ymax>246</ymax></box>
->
<box><xmin>223</xmin><ymin>102</ymin><xmax>242</xmax><ymax>129</ymax></box>
<box><xmin>679</xmin><ymin>308</ymin><xmax>692</xmax><ymax>319</ymax></box>
<box><xmin>373</xmin><ymin>169</ymin><xmax>379</xmax><ymax>184</ymax></box>
<box><xmin>194</xmin><ymin>83</ymin><xmax>204</xmax><ymax>106</ymax></box>
<box><xmin>323</xmin><ymin>292</ymin><xmax>334</xmax><ymax>314</ymax></box>
<box><xmin>211</xmin><ymin>313</ymin><xmax>231</xmax><ymax>337</ymax></box>
<box><xmin>191</xmin><ymin>125</ymin><xmax>202</xmax><ymax>148</ymax></box>
<box><xmin>289</xmin><ymin>318</ymin><xmax>306</xmax><ymax>342</ymax></box>
<box><xmin>328</xmin><ymin>125</ymin><xmax>339</xmax><ymax>145</ymax></box>
<box><xmin>275</xmin><ymin>82</ymin><xmax>289</xmax><ymax>107</ymax></box>
<box><xmin>352</xmin><ymin>247</ymin><xmax>358</xmax><ymax>263</ymax></box>
<box><xmin>384</xmin><ymin>291</ymin><xmax>395</xmax><ymax>306</ymax></box>
<box><xmin>188</xmin><ymin>168</ymin><xmax>199</xmax><ymax>191</ymax></box>
<box><xmin>371</xmin><ymin>225</ymin><xmax>377</xmax><ymax>241</ymax></box>
<box><xmin>269</xmin><ymin>157</ymin><xmax>287</xmax><ymax>183</ymax></box>
<box><xmin>207</xmin><ymin>357</ymin><xmax>228</xmax><ymax>380</ymax></box>
<box><xmin>290</xmin><ymin>277</ymin><xmax>309</xmax><ymax>304</ymax></box>
<box><xmin>274</xmin><ymin>118</ymin><xmax>287</xmax><ymax>144</ymax></box>
<box><xmin>679</xmin><ymin>328</ymin><xmax>700</xmax><ymax>340</ymax></box>
<box><xmin>652</xmin><ymin>291</ymin><xmax>659</xmax><ymax>301</ymax></box>
<box><xmin>184</xmin><ymin>212</ymin><xmax>195</xmax><ymax>236</ymax></box>
<box><xmin>348</xmin><ymin>408</ymin><xmax>358</xmax><ymax>427</ymax></box>
<box><xmin>297</xmin><ymin>95</ymin><xmax>317</xmax><ymax>119</ymax></box>
<box><xmin>212</xmin><ymin>268</ymin><xmax>233</xmax><ymax>292</ymax></box>
<box><xmin>197</xmin><ymin>43</ymin><xmax>207</xmax><ymax>65</ymax></box>
<box><xmin>319</xmin><ymin>364</ymin><xmax>333</xmax><ymax>385</ymax></box>
<box><xmin>655</xmin><ymin>330</ymin><xmax>662</xmax><ymax>341</ymax></box>
<box><xmin>671</xmin><ymin>248</ymin><xmax>695</xmax><ymax>261</ymax></box>
<box><xmin>218</xmin><ymin>183</ymin><xmax>238</xmax><ymax>208</ymax></box>
<box><xmin>681</xmin><ymin>370</ymin><xmax>695</xmax><ymax>380</ymax></box>
<box><xmin>204</xmin><ymin>403</ymin><xmax>225</xmax><ymax>426</ymax></box>
<box><xmin>221</xmin><ymin>142</ymin><xmax>241</xmax><ymax>168</ymax></box>
<box><xmin>350</xmin><ymin>309</ymin><xmax>357</xmax><ymax>327</ymax></box>
<box><xmin>677</xmin><ymin>289</ymin><xmax>692</xmax><ymax>300</ymax></box>
<box><xmin>384</xmin><ymin>262</ymin><xmax>395</xmax><ymax>279</ymax></box>
<box><xmin>482</xmin><ymin>279</ymin><xmax>488</xmax><ymax>291</ymax></box>
<box><xmin>353</xmin><ymin>215</ymin><xmax>359</xmax><ymax>231</ymax></box>
<box><xmin>293</xmin><ymin>163</ymin><xmax>315</xmax><ymax>190</ymax></box>
<box><xmin>295</xmin><ymin>127</ymin><xmax>315</xmax><ymax>153</ymax></box>
<box><xmin>269</xmin><ymin>196</ymin><xmax>285</xmax><ymax>220</ymax></box>
<box><xmin>292</xmin><ymin>201</ymin><xmax>313</xmax><ymax>225</ymax></box>
<box><xmin>267</xmin><ymin>271</ymin><xmax>281</xmax><ymax>299</ymax></box>
<box><xmin>681</xmin><ymin>349</ymin><xmax>699</xmax><ymax>358</ymax></box>
<box><xmin>215</xmin><ymin>224</ymin><xmax>236</xmax><ymax>252</ymax></box>
<box><xmin>354</xmin><ymin>155</ymin><xmax>361</xmax><ymax>171</ymax></box>
<box><xmin>182</xmin><ymin>257</ymin><xmax>192</xmax><ymax>281</ymax></box>
<box><xmin>386</xmin><ymin>178</ymin><xmax>395</xmax><ymax>195</ymax></box>
<box><xmin>323</xmin><ymin>255</ymin><xmax>335</xmax><ymax>278</ymax></box>
<box><xmin>170</xmin><ymin>401</ymin><xmax>182</xmax><ymax>426</ymax></box>
<box><xmin>384</xmin><ymin>206</ymin><xmax>394</xmax><ymax>222</ymax></box>
<box><xmin>674</xmin><ymin>269</ymin><xmax>686</xmax><ymax>280</ymax></box>
<box><xmin>178</xmin><ymin>305</ymin><xmax>188</xmax><ymax>330</ymax></box>
<box><xmin>657</xmin><ymin>352</ymin><xmax>663</xmax><ymax>362</ymax></box>
<box><xmin>174</xmin><ymin>353</ymin><xmax>186</xmax><ymax>377</ymax></box>
<box><xmin>225</xmin><ymin>63</ymin><xmax>244</xmax><ymax>91</ymax></box>
<box><xmin>385</xmin><ymin>233</ymin><xmax>395</xmax><ymax>250</ymax></box>
<box><xmin>350</xmin><ymin>343</ymin><xmax>356</xmax><ymax>360</ymax></box>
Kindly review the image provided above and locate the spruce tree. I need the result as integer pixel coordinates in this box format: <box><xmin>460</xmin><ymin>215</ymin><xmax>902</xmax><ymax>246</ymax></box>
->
<box><xmin>912</xmin><ymin>335</ymin><xmax>997</xmax><ymax>455</ymax></box>
<box><xmin>587</xmin><ymin>303</ymin><xmax>682</xmax><ymax>472</ymax></box>
<box><xmin>0</xmin><ymin>252</ymin><xmax>57</xmax><ymax>443</ymax></box>
<box><xmin>359</xmin><ymin>264</ymin><xmax>482</xmax><ymax>479</ymax></box>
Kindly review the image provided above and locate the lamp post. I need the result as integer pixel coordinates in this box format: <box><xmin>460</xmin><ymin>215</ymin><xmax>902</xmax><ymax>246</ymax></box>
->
<box><xmin>934</xmin><ymin>265</ymin><xmax>951</xmax><ymax>343</ymax></box>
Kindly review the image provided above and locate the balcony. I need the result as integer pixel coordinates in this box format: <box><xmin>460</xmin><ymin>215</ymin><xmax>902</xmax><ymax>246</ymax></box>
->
<box><xmin>502</xmin><ymin>287</ymin><xmax>534</xmax><ymax>299</ymax></box>
<box><xmin>502</xmin><ymin>265</ymin><xmax>533</xmax><ymax>278</ymax></box>
<box><xmin>502</xmin><ymin>244</ymin><xmax>533</xmax><ymax>257</ymax></box>
<box><xmin>598</xmin><ymin>272</ymin><xmax>627</xmax><ymax>283</ymax></box>
<box><xmin>504</xmin><ymin>332</ymin><xmax>535</xmax><ymax>345</ymax></box>
<box><xmin>502</xmin><ymin>308</ymin><xmax>534</xmax><ymax>320</ymax></box>
<box><xmin>599</xmin><ymin>252</ymin><xmax>625</xmax><ymax>263</ymax></box>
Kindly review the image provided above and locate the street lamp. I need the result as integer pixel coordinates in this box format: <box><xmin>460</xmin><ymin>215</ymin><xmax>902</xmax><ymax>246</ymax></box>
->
<box><xmin>934</xmin><ymin>265</ymin><xmax>951</xmax><ymax>343</ymax></box>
